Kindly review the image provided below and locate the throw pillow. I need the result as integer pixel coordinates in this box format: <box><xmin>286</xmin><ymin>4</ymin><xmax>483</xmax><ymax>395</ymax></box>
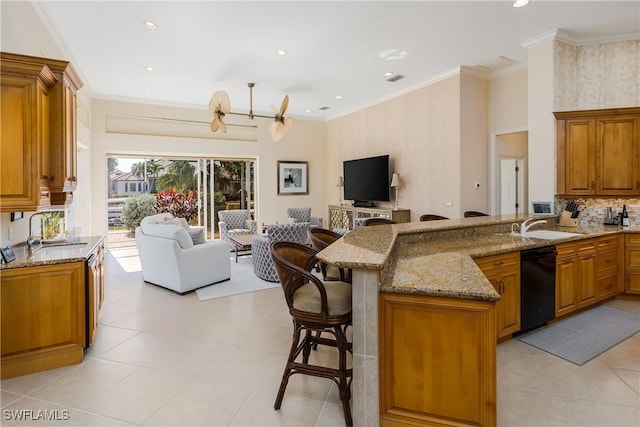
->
<box><xmin>163</xmin><ymin>217</ymin><xmax>190</xmax><ymax>231</ymax></box>
<box><xmin>188</xmin><ymin>227</ymin><xmax>206</xmax><ymax>245</ymax></box>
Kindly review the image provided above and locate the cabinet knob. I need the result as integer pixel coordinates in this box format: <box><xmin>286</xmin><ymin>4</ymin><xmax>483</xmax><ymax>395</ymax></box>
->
<box><xmin>493</xmin><ymin>261</ymin><xmax>504</xmax><ymax>266</ymax></box>
<box><xmin>49</xmin><ymin>175</ymin><xmax>54</xmax><ymax>181</ymax></box>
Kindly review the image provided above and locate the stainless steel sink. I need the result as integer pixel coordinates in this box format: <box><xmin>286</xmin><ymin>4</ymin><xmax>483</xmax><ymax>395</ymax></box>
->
<box><xmin>522</xmin><ymin>230</ymin><xmax>582</xmax><ymax>240</ymax></box>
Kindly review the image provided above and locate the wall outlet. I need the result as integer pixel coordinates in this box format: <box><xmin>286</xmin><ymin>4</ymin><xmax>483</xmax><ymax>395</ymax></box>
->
<box><xmin>445</xmin><ymin>201</ymin><xmax>453</xmax><ymax>207</ymax></box>
<box><xmin>8</xmin><ymin>226</ymin><xmax>13</xmax><ymax>241</ymax></box>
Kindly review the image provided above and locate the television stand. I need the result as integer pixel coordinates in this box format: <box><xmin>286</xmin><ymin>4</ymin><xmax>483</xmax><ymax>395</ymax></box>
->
<box><xmin>328</xmin><ymin>205</ymin><xmax>411</xmax><ymax>231</ymax></box>
<box><xmin>353</xmin><ymin>200</ymin><xmax>375</xmax><ymax>208</ymax></box>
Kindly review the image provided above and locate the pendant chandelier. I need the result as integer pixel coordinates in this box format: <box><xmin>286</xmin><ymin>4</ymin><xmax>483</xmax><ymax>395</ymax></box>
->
<box><xmin>209</xmin><ymin>82</ymin><xmax>293</xmax><ymax>141</ymax></box>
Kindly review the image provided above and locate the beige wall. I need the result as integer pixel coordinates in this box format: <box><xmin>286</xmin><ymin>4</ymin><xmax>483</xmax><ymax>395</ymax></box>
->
<box><xmin>327</xmin><ymin>75</ymin><xmax>463</xmax><ymax>220</ymax></box>
<box><xmin>90</xmin><ymin>100</ymin><xmax>327</xmax><ymax>237</ymax></box>
<box><xmin>460</xmin><ymin>73</ymin><xmax>489</xmax><ymax>214</ymax></box>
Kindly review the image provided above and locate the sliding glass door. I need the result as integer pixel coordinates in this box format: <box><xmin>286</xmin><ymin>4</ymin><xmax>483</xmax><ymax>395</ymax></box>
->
<box><xmin>107</xmin><ymin>156</ymin><xmax>256</xmax><ymax>238</ymax></box>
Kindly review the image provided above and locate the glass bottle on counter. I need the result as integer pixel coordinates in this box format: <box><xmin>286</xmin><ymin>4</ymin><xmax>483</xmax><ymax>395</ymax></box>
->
<box><xmin>621</xmin><ymin>204</ymin><xmax>630</xmax><ymax>227</ymax></box>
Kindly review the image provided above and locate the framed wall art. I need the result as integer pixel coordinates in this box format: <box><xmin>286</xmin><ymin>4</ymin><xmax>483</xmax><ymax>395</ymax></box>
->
<box><xmin>277</xmin><ymin>161</ymin><xmax>308</xmax><ymax>195</ymax></box>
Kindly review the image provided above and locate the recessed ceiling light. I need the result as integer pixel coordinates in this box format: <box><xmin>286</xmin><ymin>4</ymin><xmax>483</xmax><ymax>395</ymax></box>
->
<box><xmin>145</xmin><ymin>66</ymin><xmax>155</xmax><ymax>72</ymax></box>
<box><xmin>145</xmin><ymin>90</ymin><xmax>152</xmax><ymax>95</ymax></box>
<box><xmin>304</xmin><ymin>109</ymin><xmax>311</xmax><ymax>113</ymax></box>
<box><xmin>276</xmin><ymin>49</ymin><xmax>287</xmax><ymax>56</ymax></box>
<box><xmin>143</xmin><ymin>21</ymin><xmax>158</xmax><ymax>29</ymax></box>
<box><xmin>513</xmin><ymin>0</ymin><xmax>529</xmax><ymax>7</ymax></box>
<box><xmin>336</xmin><ymin>95</ymin><xmax>343</xmax><ymax>99</ymax></box>
<box><xmin>384</xmin><ymin>72</ymin><xmax>394</xmax><ymax>77</ymax></box>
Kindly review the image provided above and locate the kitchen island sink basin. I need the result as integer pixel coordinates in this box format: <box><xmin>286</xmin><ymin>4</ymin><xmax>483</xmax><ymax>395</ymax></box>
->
<box><xmin>523</xmin><ymin>230</ymin><xmax>583</xmax><ymax>240</ymax></box>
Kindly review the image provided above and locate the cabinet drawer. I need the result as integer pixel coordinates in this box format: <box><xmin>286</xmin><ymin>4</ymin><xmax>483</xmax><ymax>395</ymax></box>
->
<box><xmin>626</xmin><ymin>234</ymin><xmax>640</xmax><ymax>248</ymax></box>
<box><xmin>597</xmin><ymin>249</ymin><xmax>618</xmax><ymax>272</ymax></box>
<box><xmin>475</xmin><ymin>252</ymin><xmax>519</xmax><ymax>272</ymax></box>
<box><xmin>597</xmin><ymin>235</ymin><xmax>619</xmax><ymax>249</ymax></box>
<box><xmin>597</xmin><ymin>274</ymin><xmax>620</xmax><ymax>300</ymax></box>
<box><xmin>556</xmin><ymin>242</ymin><xmax>576</xmax><ymax>258</ymax></box>
<box><xmin>576</xmin><ymin>239</ymin><xmax>597</xmax><ymax>255</ymax></box>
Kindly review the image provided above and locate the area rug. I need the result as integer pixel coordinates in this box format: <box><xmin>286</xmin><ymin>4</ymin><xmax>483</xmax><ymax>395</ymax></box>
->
<box><xmin>196</xmin><ymin>256</ymin><xmax>279</xmax><ymax>301</ymax></box>
<box><xmin>519</xmin><ymin>305</ymin><xmax>640</xmax><ymax>366</ymax></box>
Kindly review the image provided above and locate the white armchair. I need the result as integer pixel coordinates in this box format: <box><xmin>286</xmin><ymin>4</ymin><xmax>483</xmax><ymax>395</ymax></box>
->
<box><xmin>136</xmin><ymin>214</ymin><xmax>231</xmax><ymax>294</ymax></box>
<box><xmin>218</xmin><ymin>209</ymin><xmax>257</xmax><ymax>242</ymax></box>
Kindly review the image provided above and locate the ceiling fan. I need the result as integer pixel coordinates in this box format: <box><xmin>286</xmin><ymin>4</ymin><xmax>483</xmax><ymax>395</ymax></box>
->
<box><xmin>209</xmin><ymin>83</ymin><xmax>293</xmax><ymax>141</ymax></box>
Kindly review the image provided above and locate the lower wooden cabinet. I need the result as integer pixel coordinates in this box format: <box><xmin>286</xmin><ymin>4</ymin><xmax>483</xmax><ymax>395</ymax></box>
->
<box><xmin>87</xmin><ymin>241</ymin><xmax>105</xmax><ymax>345</ymax></box>
<box><xmin>0</xmin><ymin>262</ymin><xmax>86</xmax><ymax>379</ymax></box>
<box><xmin>379</xmin><ymin>292</ymin><xmax>496</xmax><ymax>427</ymax></box>
<box><xmin>625</xmin><ymin>234</ymin><xmax>640</xmax><ymax>294</ymax></box>
<box><xmin>0</xmin><ymin>239</ymin><xmax>105</xmax><ymax>379</ymax></box>
<box><xmin>475</xmin><ymin>252</ymin><xmax>521</xmax><ymax>339</ymax></box>
<box><xmin>555</xmin><ymin>240</ymin><xmax>597</xmax><ymax>317</ymax></box>
<box><xmin>596</xmin><ymin>235</ymin><xmax>623</xmax><ymax>299</ymax></box>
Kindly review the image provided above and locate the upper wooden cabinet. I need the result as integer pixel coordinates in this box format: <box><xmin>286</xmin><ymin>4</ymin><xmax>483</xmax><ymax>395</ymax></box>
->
<box><xmin>0</xmin><ymin>52</ymin><xmax>83</xmax><ymax>211</ymax></box>
<box><xmin>555</xmin><ymin>107</ymin><xmax>640</xmax><ymax>197</ymax></box>
<box><xmin>0</xmin><ymin>57</ymin><xmax>56</xmax><ymax>211</ymax></box>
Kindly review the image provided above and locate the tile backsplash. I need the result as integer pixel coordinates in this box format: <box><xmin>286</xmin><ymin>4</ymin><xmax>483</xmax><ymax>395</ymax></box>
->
<box><xmin>555</xmin><ymin>197</ymin><xmax>638</xmax><ymax>227</ymax></box>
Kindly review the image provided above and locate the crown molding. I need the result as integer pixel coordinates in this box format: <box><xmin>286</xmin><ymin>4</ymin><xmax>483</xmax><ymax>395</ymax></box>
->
<box><xmin>522</xmin><ymin>28</ymin><xmax>640</xmax><ymax>49</ymax></box>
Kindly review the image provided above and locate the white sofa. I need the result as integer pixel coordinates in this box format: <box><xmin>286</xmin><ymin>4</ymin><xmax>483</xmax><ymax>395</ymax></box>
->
<box><xmin>135</xmin><ymin>213</ymin><xmax>231</xmax><ymax>294</ymax></box>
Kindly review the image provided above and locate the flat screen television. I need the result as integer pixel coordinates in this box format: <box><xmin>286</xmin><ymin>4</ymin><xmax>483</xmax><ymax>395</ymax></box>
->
<box><xmin>343</xmin><ymin>155</ymin><xmax>390</xmax><ymax>206</ymax></box>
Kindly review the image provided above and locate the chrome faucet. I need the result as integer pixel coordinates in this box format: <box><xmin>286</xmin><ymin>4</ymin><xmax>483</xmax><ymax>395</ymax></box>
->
<box><xmin>520</xmin><ymin>217</ymin><xmax>547</xmax><ymax>236</ymax></box>
<box><xmin>27</xmin><ymin>209</ymin><xmax>64</xmax><ymax>251</ymax></box>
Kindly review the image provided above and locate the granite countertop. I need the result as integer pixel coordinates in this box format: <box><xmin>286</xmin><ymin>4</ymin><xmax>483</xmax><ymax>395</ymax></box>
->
<box><xmin>316</xmin><ymin>215</ymin><xmax>639</xmax><ymax>302</ymax></box>
<box><xmin>0</xmin><ymin>236</ymin><xmax>105</xmax><ymax>270</ymax></box>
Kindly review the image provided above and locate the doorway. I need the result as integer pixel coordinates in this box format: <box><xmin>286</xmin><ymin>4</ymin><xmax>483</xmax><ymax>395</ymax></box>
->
<box><xmin>493</xmin><ymin>131</ymin><xmax>528</xmax><ymax>215</ymax></box>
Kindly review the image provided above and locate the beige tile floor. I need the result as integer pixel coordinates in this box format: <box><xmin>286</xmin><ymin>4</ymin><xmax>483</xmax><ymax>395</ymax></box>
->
<box><xmin>1</xmin><ymin>247</ymin><xmax>639</xmax><ymax>426</ymax></box>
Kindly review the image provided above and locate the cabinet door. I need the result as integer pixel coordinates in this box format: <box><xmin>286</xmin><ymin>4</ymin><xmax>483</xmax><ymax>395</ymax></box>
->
<box><xmin>556</xmin><ymin>255</ymin><xmax>578</xmax><ymax>317</ymax></box>
<box><xmin>576</xmin><ymin>252</ymin><xmax>597</xmax><ymax>307</ymax></box>
<box><xmin>564</xmin><ymin>118</ymin><xmax>596</xmax><ymax>195</ymax></box>
<box><xmin>475</xmin><ymin>253</ymin><xmax>520</xmax><ymax>339</ymax></box>
<box><xmin>625</xmin><ymin>235</ymin><xmax>640</xmax><ymax>294</ymax></box>
<box><xmin>597</xmin><ymin>115</ymin><xmax>640</xmax><ymax>195</ymax></box>
<box><xmin>0</xmin><ymin>69</ymin><xmax>53</xmax><ymax>211</ymax></box>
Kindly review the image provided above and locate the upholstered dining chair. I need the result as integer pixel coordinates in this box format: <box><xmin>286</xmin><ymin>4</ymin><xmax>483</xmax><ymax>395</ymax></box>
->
<box><xmin>307</xmin><ymin>227</ymin><xmax>351</xmax><ymax>283</ymax></box>
<box><xmin>217</xmin><ymin>209</ymin><xmax>257</xmax><ymax>242</ymax></box>
<box><xmin>270</xmin><ymin>241</ymin><xmax>353</xmax><ymax>427</ymax></box>
<box><xmin>252</xmin><ymin>222</ymin><xmax>310</xmax><ymax>282</ymax></box>
<box><xmin>420</xmin><ymin>214</ymin><xmax>449</xmax><ymax>221</ymax></box>
<box><xmin>464</xmin><ymin>211</ymin><xmax>489</xmax><ymax>218</ymax></box>
<box><xmin>363</xmin><ymin>217</ymin><xmax>395</xmax><ymax>226</ymax></box>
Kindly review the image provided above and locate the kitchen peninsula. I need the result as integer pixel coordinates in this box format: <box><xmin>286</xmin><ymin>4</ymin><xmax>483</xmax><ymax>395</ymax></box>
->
<box><xmin>0</xmin><ymin>236</ymin><xmax>105</xmax><ymax>379</ymax></box>
<box><xmin>316</xmin><ymin>214</ymin><xmax>638</xmax><ymax>427</ymax></box>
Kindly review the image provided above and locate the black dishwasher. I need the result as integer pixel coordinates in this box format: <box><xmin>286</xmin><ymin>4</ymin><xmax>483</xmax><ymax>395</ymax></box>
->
<box><xmin>520</xmin><ymin>246</ymin><xmax>557</xmax><ymax>333</ymax></box>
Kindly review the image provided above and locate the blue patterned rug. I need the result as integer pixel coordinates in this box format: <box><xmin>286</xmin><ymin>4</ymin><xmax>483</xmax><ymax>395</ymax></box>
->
<box><xmin>519</xmin><ymin>305</ymin><xmax>640</xmax><ymax>365</ymax></box>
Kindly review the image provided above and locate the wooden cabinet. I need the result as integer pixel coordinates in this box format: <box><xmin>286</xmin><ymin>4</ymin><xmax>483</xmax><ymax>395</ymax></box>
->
<box><xmin>475</xmin><ymin>252</ymin><xmax>521</xmax><ymax>339</ymax></box>
<box><xmin>0</xmin><ymin>56</ymin><xmax>57</xmax><ymax>211</ymax></box>
<box><xmin>328</xmin><ymin>205</ymin><xmax>410</xmax><ymax>230</ymax></box>
<box><xmin>596</xmin><ymin>235</ymin><xmax>623</xmax><ymax>300</ymax></box>
<box><xmin>555</xmin><ymin>239</ymin><xmax>597</xmax><ymax>317</ymax></box>
<box><xmin>625</xmin><ymin>234</ymin><xmax>640</xmax><ymax>294</ymax></box>
<box><xmin>0</xmin><ymin>262</ymin><xmax>86</xmax><ymax>379</ymax></box>
<box><xmin>555</xmin><ymin>107</ymin><xmax>640</xmax><ymax>196</ymax></box>
<box><xmin>0</xmin><ymin>52</ymin><xmax>83</xmax><ymax>210</ymax></box>
<box><xmin>379</xmin><ymin>292</ymin><xmax>496</xmax><ymax>427</ymax></box>
<box><xmin>87</xmin><ymin>241</ymin><xmax>105</xmax><ymax>345</ymax></box>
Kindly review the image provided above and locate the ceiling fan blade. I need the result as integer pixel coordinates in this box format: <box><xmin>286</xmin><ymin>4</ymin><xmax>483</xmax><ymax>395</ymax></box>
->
<box><xmin>272</xmin><ymin>104</ymin><xmax>279</xmax><ymax>115</ymax></box>
<box><xmin>270</xmin><ymin>122</ymin><xmax>283</xmax><ymax>141</ymax></box>
<box><xmin>210</xmin><ymin>90</ymin><xmax>231</xmax><ymax>113</ymax></box>
<box><xmin>270</xmin><ymin>117</ymin><xmax>293</xmax><ymax>141</ymax></box>
<box><xmin>219</xmin><ymin>118</ymin><xmax>227</xmax><ymax>133</ymax></box>
<box><xmin>210</xmin><ymin>118</ymin><xmax>220</xmax><ymax>132</ymax></box>
<box><xmin>279</xmin><ymin>95</ymin><xmax>289</xmax><ymax>116</ymax></box>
